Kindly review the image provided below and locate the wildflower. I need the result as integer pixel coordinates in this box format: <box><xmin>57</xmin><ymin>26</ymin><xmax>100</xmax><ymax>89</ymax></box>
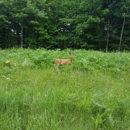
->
<box><xmin>6</xmin><ymin>77</ymin><xmax>10</xmax><ymax>80</ymax></box>
<box><xmin>5</xmin><ymin>60</ymin><xmax>10</xmax><ymax>64</ymax></box>
<box><xmin>5</xmin><ymin>60</ymin><xmax>11</xmax><ymax>68</ymax></box>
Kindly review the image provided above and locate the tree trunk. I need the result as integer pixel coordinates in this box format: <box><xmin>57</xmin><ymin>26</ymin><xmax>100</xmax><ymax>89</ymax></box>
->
<box><xmin>20</xmin><ymin>21</ymin><xmax>23</xmax><ymax>48</ymax></box>
<box><xmin>106</xmin><ymin>30</ymin><xmax>109</xmax><ymax>52</ymax></box>
<box><xmin>16</xmin><ymin>31</ymin><xmax>20</xmax><ymax>47</ymax></box>
<box><xmin>105</xmin><ymin>20</ymin><xmax>110</xmax><ymax>52</ymax></box>
<box><xmin>1</xmin><ymin>28</ymin><xmax>6</xmax><ymax>49</ymax></box>
<box><xmin>119</xmin><ymin>16</ymin><xmax>125</xmax><ymax>51</ymax></box>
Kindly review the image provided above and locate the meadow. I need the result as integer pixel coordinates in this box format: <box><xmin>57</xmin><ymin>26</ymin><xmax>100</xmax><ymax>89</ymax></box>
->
<box><xmin>0</xmin><ymin>48</ymin><xmax>130</xmax><ymax>130</ymax></box>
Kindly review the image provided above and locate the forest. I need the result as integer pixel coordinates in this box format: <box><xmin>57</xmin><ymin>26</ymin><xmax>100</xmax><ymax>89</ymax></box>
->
<box><xmin>0</xmin><ymin>0</ymin><xmax>130</xmax><ymax>51</ymax></box>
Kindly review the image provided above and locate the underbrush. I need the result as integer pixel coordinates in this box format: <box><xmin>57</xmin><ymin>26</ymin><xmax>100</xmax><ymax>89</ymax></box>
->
<box><xmin>0</xmin><ymin>48</ymin><xmax>130</xmax><ymax>71</ymax></box>
<box><xmin>0</xmin><ymin>48</ymin><xmax>130</xmax><ymax>130</ymax></box>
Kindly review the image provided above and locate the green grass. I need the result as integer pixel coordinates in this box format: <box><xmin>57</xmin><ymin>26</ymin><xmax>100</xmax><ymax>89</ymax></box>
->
<box><xmin>0</xmin><ymin>48</ymin><xmax>130</xmax><ymax>130</ymax></box>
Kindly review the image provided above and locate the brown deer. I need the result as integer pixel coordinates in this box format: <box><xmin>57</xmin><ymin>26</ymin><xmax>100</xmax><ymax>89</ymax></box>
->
<box><xmin>55</xmin><ymin>54</ymin><xmax>74</xmax><ymax>71</ymax></box>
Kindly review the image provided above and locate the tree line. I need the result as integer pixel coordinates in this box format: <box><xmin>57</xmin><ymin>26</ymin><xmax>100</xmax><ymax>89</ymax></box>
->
<box><xmin>0</xmin><ymin>0</ymin><xmax>130</xmax><ymax>51</ymax></box>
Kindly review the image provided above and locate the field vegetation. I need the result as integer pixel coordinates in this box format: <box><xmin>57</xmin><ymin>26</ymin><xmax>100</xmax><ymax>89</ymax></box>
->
<box><xmin>0</xmin><ymin>48</ymin><xmax>130</xmax><ymax>130</ymax></box>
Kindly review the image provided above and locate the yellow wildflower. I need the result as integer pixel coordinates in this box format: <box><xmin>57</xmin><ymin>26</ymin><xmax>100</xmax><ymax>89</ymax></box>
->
<box><xmin>5</xmin><ymin>60</ymin><xmax>10</xmax><ymax>64</ymax></box>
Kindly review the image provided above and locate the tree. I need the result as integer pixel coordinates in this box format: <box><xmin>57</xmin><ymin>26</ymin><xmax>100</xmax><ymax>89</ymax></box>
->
<box><xmin>0</xmin><ymin>0</ymin><xmax>11</xmax><ymax>48</ymax></box>
<box><xmin>0</xmin><ymin>0</ymin><xmax>130</xmax><ymax>51</ymax></box>
<box><xmin>118</xmin><ymin>1</ymin><xmax>130</xmax><ymax>51</ymax></box>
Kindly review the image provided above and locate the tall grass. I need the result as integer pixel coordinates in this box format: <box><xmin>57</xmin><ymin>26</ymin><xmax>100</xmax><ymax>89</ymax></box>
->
<box><xmin>0</xmin><ymin>48</ymin><xmax>130</xmax><ymax>130</ymax></box>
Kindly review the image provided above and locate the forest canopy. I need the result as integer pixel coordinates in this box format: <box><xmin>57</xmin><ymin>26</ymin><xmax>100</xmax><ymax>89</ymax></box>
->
<box><xmin>0</xmin><ymin>0</ymin><xmax>130</xmax><ymax>51</ymax></box>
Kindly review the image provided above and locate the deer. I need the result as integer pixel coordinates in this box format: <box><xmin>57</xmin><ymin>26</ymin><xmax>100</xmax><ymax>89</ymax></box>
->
<box><xmin>55</xmin><ymin>54</ymin><xmax>74</xmax><ymax>71</ymax></box>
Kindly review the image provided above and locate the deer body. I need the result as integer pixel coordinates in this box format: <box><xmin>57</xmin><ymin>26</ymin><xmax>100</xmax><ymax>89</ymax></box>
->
<box><xmin>55</xmin><ymin>55</ymin><xmax>73</xmax><ymax>70</ymax></box>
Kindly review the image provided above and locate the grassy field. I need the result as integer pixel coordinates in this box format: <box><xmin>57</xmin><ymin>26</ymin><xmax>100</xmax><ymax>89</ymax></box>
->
<box><xmin>0</xmin><ymin>49</ymin><xmax>130</xmax><ymax>130</ymax></box>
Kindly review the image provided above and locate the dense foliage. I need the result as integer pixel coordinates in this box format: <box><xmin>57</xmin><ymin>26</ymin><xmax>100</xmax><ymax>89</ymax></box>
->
<box><xmin>0</xmin><ymin>0</ymin><xmax>130</xmax><ymax>51</ymax></box>
<box><xmin>1</xmin><ymin>48</ymin><xmax>130</xmax><ymax>71</ymax></box>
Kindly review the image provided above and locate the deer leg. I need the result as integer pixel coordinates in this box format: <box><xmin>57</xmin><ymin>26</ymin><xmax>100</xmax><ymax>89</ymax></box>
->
<box><xmin>55</xmin><ymin>63</ymin><xmax>60</xmax><ymax>71</ymax></box>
